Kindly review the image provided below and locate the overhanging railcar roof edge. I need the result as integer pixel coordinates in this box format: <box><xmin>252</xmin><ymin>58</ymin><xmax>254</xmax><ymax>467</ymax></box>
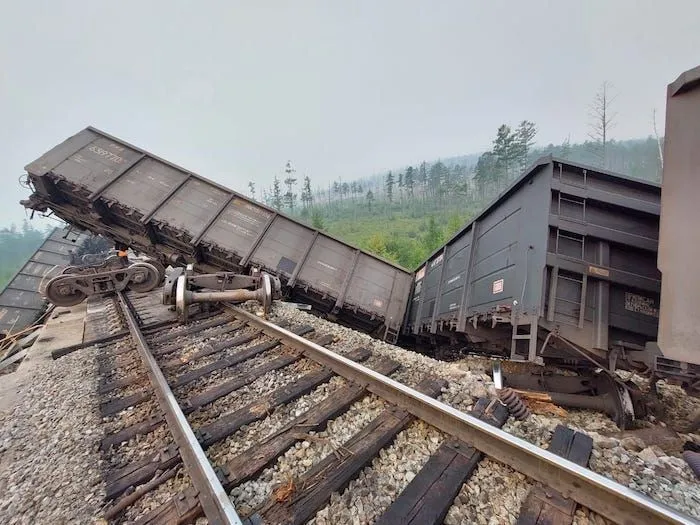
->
<box><xmin>419</xmin><ymin>155</ymin><xmax>661</xmax><ymax>266</ymax></box>
<box><xmin>668</xmin><ymin>64</ymin><xmax>700</xmax><ymax>96</ymax></box>
<box><xmin>26</xmin><ymin>125</ymin><xmax>411</xmax><ymax>273</ymax></box>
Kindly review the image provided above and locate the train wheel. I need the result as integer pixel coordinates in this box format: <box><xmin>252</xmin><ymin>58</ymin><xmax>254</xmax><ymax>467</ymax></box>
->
<box><xmin>44</xmin><ymin>276</ymin><xmax>87</xmax><ymax>307</ymax></box>
<box><xmin>143</xmin><ymin>258</ymin><xmax>166</xmax><ymax>284</ymax></box>
<box><xmin>127</xmin><ymin>263</ymin><xmax>161</xmax><ymax>293</ymax></box>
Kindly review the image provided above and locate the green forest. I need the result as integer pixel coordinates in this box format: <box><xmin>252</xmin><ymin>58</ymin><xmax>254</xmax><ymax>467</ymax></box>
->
<box><xmin>253</xmin><ymin>129</ymin><xmax>663</xmax><ymax>270</ymax></box>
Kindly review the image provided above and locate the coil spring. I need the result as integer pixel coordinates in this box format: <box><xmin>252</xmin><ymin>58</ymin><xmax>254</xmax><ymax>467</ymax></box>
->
<box><xmin>498</xmin><ymin>387</ymin><xmax>530</xmax><ymax>421</ymax></box>
<box><xmin>683</xmin><ymin>451</ymin><xmax>700</xmax><ymax>479</ymax></box>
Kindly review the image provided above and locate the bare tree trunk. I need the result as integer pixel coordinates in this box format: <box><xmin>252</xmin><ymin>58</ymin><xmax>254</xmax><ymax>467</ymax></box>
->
<box><xmin>653</xmin><ymin>109</ymin><xmax>664</xmax><ymax>177</ymax></box>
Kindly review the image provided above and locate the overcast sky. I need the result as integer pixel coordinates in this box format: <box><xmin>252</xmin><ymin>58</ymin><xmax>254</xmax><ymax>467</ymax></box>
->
<box><xmin>1</xmin><ymin>0</ymin><xmax>699</xmax><ymax>228</ymax></box>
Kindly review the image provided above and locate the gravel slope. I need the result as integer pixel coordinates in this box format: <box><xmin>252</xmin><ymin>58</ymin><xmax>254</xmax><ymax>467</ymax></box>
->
<box><xmin>0</xmin><ymin>345</ymin><xmax>105</xmax><ymax>524</ymax></box>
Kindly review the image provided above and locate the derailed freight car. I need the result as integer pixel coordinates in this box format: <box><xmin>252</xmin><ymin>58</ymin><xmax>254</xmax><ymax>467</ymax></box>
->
<box><xmin>406</xmin><ymin>156</ymin><xmax>663</xmax><ymax>371</ymax></box>
<box><xmin>19</xmin><ymin>127</ymin><xmax>412</xmax><ymax>341</ymax></box>
<box><xmin>655</xmin><ymin>65</ymin><xmax>700</xmax><ymax>386</ymax></box>
<box><xmin>0</xmin><ymin>226</ymin><xmax>87</xmax><ymax>335</ymax></box>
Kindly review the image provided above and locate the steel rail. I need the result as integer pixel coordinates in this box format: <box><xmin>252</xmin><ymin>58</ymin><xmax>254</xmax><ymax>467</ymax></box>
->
<box><xmin>226</xmin><ymin>305</ymin><xmax>698</xmax><ymax>525</ymax></box>
<box><xmin>117</xmin><ymin>293</ymin><xmax>242</xmax><ymax>525</ymax></box>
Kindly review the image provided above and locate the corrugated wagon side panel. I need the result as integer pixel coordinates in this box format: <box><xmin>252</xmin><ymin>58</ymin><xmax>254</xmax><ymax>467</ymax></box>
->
<box><xmin>436</xmin><ymin>229</ymin><xmax>473</xmax><ymax>321</ymax></box>
<box><xmin>345</xmin><ymin>254</ymin><xmax>397</xmax><ymax>316</ymax></box>
<box><xmin>152</xmin><ymin>178</ymin><xmax>230</xmax><ymax>235</ymax></box>
<box><xmin>202</xmin><ymin>197</ymin><xmax>273</xmax><ymax>255</ymax></box>
<box><xmin>252</xmin><ymin>216</ymin><xmax>316</xmax><ymax>278</ymax></box>
<box><xmin>0</xmin><ymin>290</ymin><xmax>45</xmax><ymax>310</ymax></box>
<box><xmin>406</xmin><ymin>265</ymin><xmax>425</xmax><ymax>331</ymax></box>
<box><xmin>0</xmin><ymin>309</ymin><xmax>38</xmax><ymax>333</ymax></box>
<box><xmin>51</xmin><ymin>136</ymin><xmax>143</xmax><ymax>193</ymax></box>
<box><xmin>25</xmin><ymin>129</ymin><xmax>99</xmax><ymax>177</ymax></box>
<box><xmin>103</xmin><ymin>158</ymin><xmax>189</xmax><ymax>215</ymax></box>
<box><xmin>465</xmin><ymin>168</ymin><xmax>551</xmax><ymax>318</ymax></box>
<box><xmin>417</xmin><ymin>252</ymin><xmax>445</xmax><ymax>326</ymax></box>
<box><xmin>385</xmin><ymin>271</ymin><xmax>413</xmax><ymax>331</ymax></box>
<box><xmin>297</xmin><ymin>236</ymin><xmax>353</xmax><ymax>294</ymax></box>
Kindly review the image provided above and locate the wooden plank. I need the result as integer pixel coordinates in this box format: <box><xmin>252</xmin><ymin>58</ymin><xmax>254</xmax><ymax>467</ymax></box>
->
<box><xmin>100</xmin><ymin>415</ymin><xmax>165</xmax><ymax>452</ymax></box>
<box><xmin>222</xmin><ymin>357</ymin><xmax>401</xmax><ymax>489</ymax></box>
<box><xmin>100</xmin><ymin>390</ymin><xmax>151</xmax><ymax>417</ymax></box>
<box><xmin>169</xmin><ymin>325</ymin><xmax>314</xmax><ymax>389</ymax></box>
<box><xmin>375</xmin><ymin>397</ymin><xmax>509</xmax><ymax>525</ymax></box>
<box><xmin>197</xmin><ymin>347</ymin><xmax>371</xmax><ymax>448</ymax></box>
<box><xmin>516</xmin><ymin>425</ymin><xmax>594</xmax><ymax>525</ymax></box>
<box><xmin>252</xmin><ymin>377</ymin><xmax>446</xmax><ymax>525</ymax></box>
<box><xmin>105</xmin><ymin>446</ymin><xmax>180</xmax><ymax>501</ymax></box>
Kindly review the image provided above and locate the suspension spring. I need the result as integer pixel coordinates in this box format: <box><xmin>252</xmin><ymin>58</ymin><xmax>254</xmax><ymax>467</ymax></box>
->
<box><xmin>498</xmin><ymin>387</ymin><xmax>530</xmax><ymax>420</ymax></box>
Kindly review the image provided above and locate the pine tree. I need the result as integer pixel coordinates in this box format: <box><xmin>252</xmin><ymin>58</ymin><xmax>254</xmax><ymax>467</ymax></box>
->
<box><xmin>560</xmin><ymin>135</ymin><xmax>572</xmax><ymax>159</ymax></box>
<box><xmin>404</xmin><ymin>166</ymin><xmax>415</xmax><ymax>200</ymax></box>
<box><xmin>419</xmin><ymin>162</ymin><xmax>428</xmax><ymax>201</ymax></box>
<box><xmin>513</xmin><ymin>120</ymin><xmax>537</xmax><ymax>171</ymax></box>
<box><xmin>332</xmin><ymin>181</ymin><xmax>341</xmax><ymax>202</ymax></box>
<box><xmin>311</xmin><ymin>208</ymin><xmax>325</xmax><ymax>230</ymax></box>
<box><xmin>385</xmin><ymin>172</ymin><xmax>394</xmax><ymax>203</ymax></box>
<box><xmin>272</xmin><ymin>176</ymin><xmax>282</xmax><ymax>210</ymax></box>
<box><xmin>493</xmin><ymin>125</ymin><xmax>516</xmax><ymax>187</ymax></box>
<box><xmin>283</xmin><ymin>161</ymin><xmax>297</xmax><ymax>211</ymax></box>
<box><xmin>301</xmin><ymin>175</ymin><xmax>313</xmax><ymax>209</ymax></box>
<box><xmin>473</xmin><ymin>151</ymin><xmax>498</xmax><ymax>199</ymax></box>
<box><xmin>366</xmin><ymin>189</ymin><xmax>375</xmax><ymax>211</ymax></box>
<box><xmin>247</xmin><ymin>181</ymin><xmax>256</xmax><ymax>200</ymax></box>
<box><xmin>423</xmin><ymin>216</ymin><xmax>444</xmax><ymax>252</ymax></box>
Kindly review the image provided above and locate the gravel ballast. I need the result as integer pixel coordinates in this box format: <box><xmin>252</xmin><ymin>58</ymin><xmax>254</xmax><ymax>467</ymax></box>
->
<box><xmin>3</xmin><ymin>296</ymin><xmax>699</xmax><ymax>525</ymax></box>
<box><xmin>258</xmin><ymin>300</ymin><xmax>700</xmax><ymax>521</ymax></box>
<box><xmin>0</xmin><ymin>345</ymin><xmax>105</xmax><ymax>524</ymax></box>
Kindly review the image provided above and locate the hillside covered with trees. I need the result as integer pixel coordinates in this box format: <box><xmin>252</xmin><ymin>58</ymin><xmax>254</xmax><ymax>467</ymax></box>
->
<box><xmin>250</xmin><ymin>126</ymin><xmax>663</xmax><ymax>270</ymax></box>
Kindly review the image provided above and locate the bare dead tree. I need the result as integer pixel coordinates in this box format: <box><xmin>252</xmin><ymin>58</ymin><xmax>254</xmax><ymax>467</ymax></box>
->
<box><xmin>652</xmin><ymin>108</ymin><xmax>664</xmax><ymax>175</ymax></box>
<box><xmin>588</xmin><ymin>81</ymin><xmax>617</xmax><ymax>168</ymax></box>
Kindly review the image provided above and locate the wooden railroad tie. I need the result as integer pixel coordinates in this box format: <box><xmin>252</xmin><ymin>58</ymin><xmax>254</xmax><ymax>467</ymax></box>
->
<box><xmin>515</xmin><ymin>425</ymin><xmax>593</xmax><ymax>525</ymax></box>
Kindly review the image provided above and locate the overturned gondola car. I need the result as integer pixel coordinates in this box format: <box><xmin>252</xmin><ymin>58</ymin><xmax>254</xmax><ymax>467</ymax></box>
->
<box><xmin>0</xmin><ymin>226</ymin><xmax>88</xmax><ymax>335</ymax></box>
<box><xmin>406</xmin><ymin>156</ymin><xmax>665</xmax><ymax>376</ymax></box>
<box><xmin>19</xmin><ymin>127</ymin><xmax>412</xmax><ymax>341</ymax></box>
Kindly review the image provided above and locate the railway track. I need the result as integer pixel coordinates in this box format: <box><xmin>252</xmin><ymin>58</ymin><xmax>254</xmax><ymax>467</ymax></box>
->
<box><xmin>90</xmin><ymin>292</ymin><xmax>695</xmax><ymax>525</ymax></box>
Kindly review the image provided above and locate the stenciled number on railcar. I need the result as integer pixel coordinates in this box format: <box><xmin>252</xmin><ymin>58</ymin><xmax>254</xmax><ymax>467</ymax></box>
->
<box><xmin>624</xmin><ymin>292</ymin><xmax>659</xmax><ymax>318</ymax></box>
<box><xmin>88</xmin><ymin>145</ymin><xmax>125</xmax><ymax>164</ymax></box>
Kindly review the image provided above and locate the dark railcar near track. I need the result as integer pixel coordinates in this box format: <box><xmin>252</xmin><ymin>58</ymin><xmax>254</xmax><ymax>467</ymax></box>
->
<box><xmin>406</xmin><ymin>156</ymin><xmax>663</xmax><ymax>369</ymax></box>
<box><xmin>0</xmin><ymin>227</ymin><xmax>87</xmax><ymax>335</ymax></box>
<box><xmin>20</xmin><ymin>127</ymin><xmax>413</xmax><ymax>341</ymax></box>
